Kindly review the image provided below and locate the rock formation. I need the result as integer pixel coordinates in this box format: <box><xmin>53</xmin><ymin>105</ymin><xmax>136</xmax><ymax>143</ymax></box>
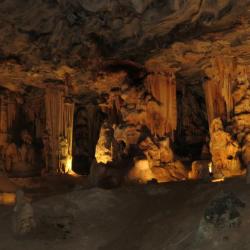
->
<box><xmin>12</xmin><ymin>190</ymin><xmax>36</xmax><ymax>235</ymax></box>
<box><xmin>209</xmin><ymin>118</ymin><xmax>242</xmax><ymax>178</ymax></box>
<box><xmin>0</xmin><ymin>0</ymin><xmax>250</xmax><ymax>182</ymax></box>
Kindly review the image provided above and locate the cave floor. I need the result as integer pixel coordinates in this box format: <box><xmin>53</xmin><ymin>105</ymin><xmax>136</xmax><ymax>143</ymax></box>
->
<box><xmin>11</xmin><ymin>174</ymin><xmax>90</xmax><ymax>201</ymax></box>
<box><xmin>0</xmin><ymin>176</ymin><xmax>250</xmax><ymax>250</ymax></box>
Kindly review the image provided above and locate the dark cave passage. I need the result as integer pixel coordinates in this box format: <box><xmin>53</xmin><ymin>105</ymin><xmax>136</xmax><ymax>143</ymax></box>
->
<box><xmin>72</xmin><ymin>101</ymin><xmax>103</xmax><ymax>175</ymax></box>
<box><xmin>174</xmin><ymin>83</ymin><xmax>210</xmax><ymax>162</ymax></box>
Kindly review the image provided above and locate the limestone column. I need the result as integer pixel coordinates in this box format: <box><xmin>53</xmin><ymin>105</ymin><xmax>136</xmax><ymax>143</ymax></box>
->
<box><xmin>45</xmin><ymin>88</ymin><xmax>64</xmax><ymax>173</ymax></box>
<box><xmin>0</xmin><ymin>95</ymin><xmax>8</xmax><ymax>146</ymax></box>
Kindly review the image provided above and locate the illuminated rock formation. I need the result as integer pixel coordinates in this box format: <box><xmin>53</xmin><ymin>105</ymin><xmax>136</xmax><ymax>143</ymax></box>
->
<box><xmin>189</xmin><ymin>161</ymin><xmax>210</xmax><ymax>180</ymax></box>
<box><xmin>1</xmin><ymin>0</ymin><xmax>250</xmax><ymax>183</ymax></box>
<box><xmin>145</xmin><ymin>60</ymin><xmax>177</xmax><ymax>137</ymax></box>
<box><xmin>151</xmin><ymin>161</ymin><xmax>187</xmax><ymax>183</ymax></box>
<box><xmin>209</xmin><ymin>118</ymin><xmax>242</xmax><ymax>178</ymax></box>
<box><xmin>203</xmin><ymin>56</ymin><xmax>235</xmax><ymax>125</ymax></box>
<box><xmin>242</xmin><ymin>134</ymin><xmax>250</xmax><ymax>168</ymax></box>
<box><xmin>95</xmin><ymin>122</ymin><xmax>114</xmax><ymax>164</ymax></box>
<box><xmin>127</xmin><ymin>158</ymin><xmax>154</xmax><ymax>184</ymax></box>
<box><xmin>4</xmin><ymin>130</ymin><xmax>35</xmax><ymax>174</ymax></box>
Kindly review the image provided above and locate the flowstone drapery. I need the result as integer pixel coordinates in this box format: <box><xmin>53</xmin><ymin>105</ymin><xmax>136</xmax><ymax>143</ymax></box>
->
<box><xmin>145</xmin><ymin>67</ymin><xmax>177</xmax><ymax>137</ymax></box>
<box><xmin>45</xmin><ymin>88</ymin><xmax>74</xmax><ymax>174</ymax></box>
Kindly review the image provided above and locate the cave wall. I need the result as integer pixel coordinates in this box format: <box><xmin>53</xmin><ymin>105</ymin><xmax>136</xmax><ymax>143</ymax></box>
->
<box><xmin>0</xmin><ymin>87</ymin><xmax>45</xmax><ymax>175</ymax></box>
<box><xmin>204</xmin><ymin>56</ymin><xmax>250</xmax><ymax>177</ymax></box>
<box><xmin>0</xmin><ymin>84</ymin><xmax>75</xmax><ymax>176</ymax></box>
<box><xmin>88</xmin><ymin>65</ymin><xmax>190</xmax><ymax>184</ymax></box>
<box><xmin>1</xmin><ymin>0</ymin><xmax>250</xmax><ymax>182</ymax></box>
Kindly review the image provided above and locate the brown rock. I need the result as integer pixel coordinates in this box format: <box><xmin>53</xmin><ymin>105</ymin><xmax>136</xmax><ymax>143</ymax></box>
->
<box><xmin>209</xmin><ymin>118</ymin><xmax>242</xmax><ymax>178</ymax></box>
<box><xmin>189</xmin><ymin>161</ymin><xmax>210</xmax><ymax>180</ymax></box>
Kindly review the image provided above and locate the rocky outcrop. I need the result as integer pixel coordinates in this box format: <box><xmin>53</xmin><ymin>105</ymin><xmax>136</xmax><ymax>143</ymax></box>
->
<box><xmin>95</xmin><ymin>122</ymin><xmax>114</xmax><ymax>164</ymax></box>
<box><xmin>209</xmin><ymin>118</ymin><xmax>242</xmax><ymax>178</ymax></box>
<box><xmin>232</xmin><ymin>73</ymin><xmax>250</xmax><ymax>169</ymax></box>
<box><xmin>12</xmin><ymin>190</ymin><xmax>36</xmax><ymax>235</ymax></box>
<box><xmin>189</xmin><ymin>160</ymin><xmax>210</xmax><ymax>180</ymax></box>
<box><xmin>127</xmin><ymin>158</ymin><xmax>154</xmax><ymax>184</ymax></box>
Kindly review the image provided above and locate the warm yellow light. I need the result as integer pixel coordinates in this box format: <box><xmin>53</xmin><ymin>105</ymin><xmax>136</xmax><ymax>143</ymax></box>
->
<box><xmin>65</xmin><ymin>156</ymin><xmax>78</xmax><ymax>176</ymax></box>
<box><xmin>65</xmin><ymin>156</ymin><xmax>72</xmax><ymax>172</ymax></box>
<box><xmin>0</xmin><ymin>193</ymin><xmax>16</xmax><ymax>205</ymax></box>
<box><xmin>95</xmin><ymin>149</ymin><xmax>112</xmax><ymax>164</ymax></box>
<box><xmin>208</xmin><ymin>162</ymin><xmax>213</xmax><ymax>174</ymax></box>
<box><xmin>128</xmin><ymin>159</ymin><xmax>154</xmax><ymax>183</ymax></box>
<box><xmin>211</xmin><ymin>178</ymin><xmax>225</xmax><ymax>183</ymax></box>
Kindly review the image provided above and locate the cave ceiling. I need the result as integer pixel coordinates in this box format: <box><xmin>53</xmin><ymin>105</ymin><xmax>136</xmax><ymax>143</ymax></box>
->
<box><xmin>1</xmin><ymin>0</ymin><xmax>250</xmax><ymax>94</ymax></box>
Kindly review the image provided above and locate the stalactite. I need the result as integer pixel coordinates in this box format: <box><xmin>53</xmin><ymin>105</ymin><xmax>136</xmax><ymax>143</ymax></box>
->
<box><xmin>0</xmin><ymin>95</ymin><xmax>8</xmax><ymax>145</ymax></box>
<box><xmin>7</xmin><ymin>95</ymin><xmax>16</xmax><ymax>130</ymax></box>
<box><xmin>145</xmin><ymin>71</ymin><xmax>177</xmax><ymax>137</ymax></box>
<box><xmin>203</xmin><ymin>80</ymin><xmax>226</xmax><ymax>125</ymax></box>
<box><xmin>0</xmin><ymin>93</ymin><xmax>17</xmax><ymax>146</ymax></box>
<box><xmin>45</xmin><ymin>88</ymin><xmax>64</xmax><ymax>172</ymax></box>
<box><xmin>209</xmin><ymin>118</ymin><xmax>243</xmax><ymax>178</ymax></box>
<box><xmin>215</xmin><ymin>57</ymin><xmax>235</xmax><ymax>121</ymax></box>
<box><xmin>204</xmin><ymin>56</ymin><xmax>236</xmax><ymax>125</ymax></box>
<box><xmin>63</xmin><ymin>102</ymin><xmax>74</xmax><ymax>157</ymax></box>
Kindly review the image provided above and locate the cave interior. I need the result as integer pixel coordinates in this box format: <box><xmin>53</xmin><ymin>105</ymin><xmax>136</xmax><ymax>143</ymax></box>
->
<box><xmin>0</xmin><ymin>0</ymin><xmax>250</xmax><ymax>249</ymax></box>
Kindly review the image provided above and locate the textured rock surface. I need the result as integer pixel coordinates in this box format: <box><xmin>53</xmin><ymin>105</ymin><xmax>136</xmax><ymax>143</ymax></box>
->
<box><xmin>1</xmin><ymin>0</ymin><xmax>250</xmax><ymax>179</ymax></box>
<box><xmin>0</xmin><ymin>0</ymin><xmax>249</xmax><ymax>91</ymax></box>
<box><xmin>2</xmin><ymin>179</ymin><xmax>250</xmax><ymax>250</ymax></box>
<box><xmin>189</xmin><ymin>160</ymin><xmax>210</xmax><ymax>180</ymax></box>
<box><xmin>209</xmin><ymin>118</ymin><xmax>242</xmax><ymax>178</ymax></box>
<box><xmin>95</xmin><ymin>122</ymin><xmax>114</xmax><ymax>164</ymax></box>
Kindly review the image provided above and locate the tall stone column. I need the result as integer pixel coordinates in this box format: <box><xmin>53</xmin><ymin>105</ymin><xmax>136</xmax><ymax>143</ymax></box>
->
<box><xmin>0</xmin><ymin>95</ymin><xmax>8</xmax><ymax>146</ymax></box>
<box><xmin>204</xmin><ymin>56</ymin><xmax>250</xmax><ymax>181</ymax></box>
<box><xmin>45</xmin><ymin>88</ymin><xmax>64</xmax><ymax>173</ymax></box>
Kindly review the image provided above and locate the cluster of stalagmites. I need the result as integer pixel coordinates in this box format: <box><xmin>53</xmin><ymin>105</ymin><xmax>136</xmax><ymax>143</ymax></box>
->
<box><xmin>90</xmin><ymin>68</ymin><xmax>188</xmax><ymax>185</ymax></box>
<box><xmin>1</xmin><ymin>54</ymin><xmax>250</xmax><ymax>185</ymax></box>
<box><xmin>91</xmin><ymin>56</ymin><xmax>250</xmax><ymax>185</ymax></box>
<box><xmin>92</xmin><ymin>121</ymin><xmax>188</xmax><ymax>185</ymax></box>
<box><xmin>0</xmin><ymin>85</ymin><xmax>75</xmax><ymax>176</ymax></box>
<box><xmin>209</xmin><ymin>118</ymin><xmax>242</xmax><ymax>178</ymax></box>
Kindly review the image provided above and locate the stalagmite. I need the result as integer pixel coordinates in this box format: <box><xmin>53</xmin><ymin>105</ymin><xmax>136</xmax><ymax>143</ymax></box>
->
<box><xmin>95</xmin><ymin>122</ymin><xmax>113</xmax><ymax>164</ymax></box>
<box><xmin>209</xmin><ymin>118</ymin><xmax>242</xmax><ymax>178</ymax></box>
<box><xmin>189</xmin><ymin>161</ymin><xmax>210</xmax><ymax>180</ymax></box>
<box><xmin>62</xmin><ymin>101</ymin><xmax>74</xmax><ymax>172</ymax></box>
<box><xmin>127</xmin><ymin>158</ymin><xmax>154</xmax><ymax>184</ymax></box>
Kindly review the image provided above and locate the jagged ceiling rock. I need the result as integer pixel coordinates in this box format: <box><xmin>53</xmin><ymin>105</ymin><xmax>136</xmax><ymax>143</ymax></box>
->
<box><xmin>0</xmin><ymin>0</ymin><xmax>250</xmax><ymax>92</ymax></box>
